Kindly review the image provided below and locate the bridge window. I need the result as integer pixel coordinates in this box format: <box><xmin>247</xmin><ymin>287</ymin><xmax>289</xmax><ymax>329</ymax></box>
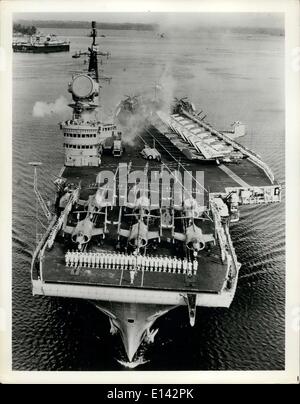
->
<box><xmin>127</xmin><ymin>319</ymin><xmax>134</xmax><ymax>323</ymax></box>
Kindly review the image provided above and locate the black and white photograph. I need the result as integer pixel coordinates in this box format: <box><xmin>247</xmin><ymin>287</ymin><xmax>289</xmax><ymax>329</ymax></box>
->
<box><xmin>0</xmin><ymin>0</ymin><xmax>299</xmax><ymax>384</ymax></box>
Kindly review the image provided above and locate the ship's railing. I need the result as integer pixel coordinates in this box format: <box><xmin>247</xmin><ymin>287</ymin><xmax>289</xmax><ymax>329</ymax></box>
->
<box><xmin>182</xmin><ymin>110</ymin><xmax>275</xmax><ymax>184</ymax></box>
<box><xmin>65</xmin><ymin>251</ymin><xmax>199</xmax><ymax>276</ymax></box>
<box><xmin>30</xmin><ymin>215</ymin><xmax>57</xmax><ymax>282</ymax></box>
<box><xmin>46</xmin><ymin>186</ymin><xmax>80</xmax><ymax>249</ymax></box>
<box><xmin>224</xmin><ymin>225</ymin><xmax>241</xmax><ymax>282</ymax></box>
<box><xmin>210</xmin><ymin>200</ymin><xmax>227</xmax><ymax>263</ymax></box>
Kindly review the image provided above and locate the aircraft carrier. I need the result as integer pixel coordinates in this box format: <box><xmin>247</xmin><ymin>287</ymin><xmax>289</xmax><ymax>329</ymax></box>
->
<box><xmin>30</xmin><ymin>22</ymin><xmax>281</xmax><ymax>363</ymax></box>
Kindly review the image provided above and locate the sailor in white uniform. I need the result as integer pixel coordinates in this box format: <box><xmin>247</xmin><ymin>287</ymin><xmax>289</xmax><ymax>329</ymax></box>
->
<box><xmin>115</xmin><ymin>252</ymin><xmax>120</xmax><ymax>270</ymax></box>
<box><xmin>74</xmin><ymin>251</ymin><xmax>79</xmax><ymax>267</ymax></box>
<box><xmin>124</xmin><ymin>253</ymin><xmax>129</xmax><ymax>270</ymax></box>
<box><xmin>182</xmin><ymin>258</ymin><xmax>188</xmax><ymax>274</ymax></box>
<box><xmin>111</xmin><ymin>253</ymin><xmax>116</xmax><ymax>269</ymax></box>
<box><xmin>65</xmin><ymin>250</ymin><xmax>70</xmax><ymax>267</ymax></box>
<box><xmin>136</xmin><ymin>254</ymin><xmax>142</xmax><ymax>271</ymax></box>
<box><xmin>167</xmin><ymin>257</ymin><xmax>173</xmax><ymax>272</ymax></box>
<box><xmin>69</xmin><ymin>251</ymin><xmax>74</xmax><ymax>267</ymax></box>
<box><xmin>99</xmin><ymin>253</ymin><xmax>104</xmax><ymax>269</ymax></box>
<box><xmin>130</xmin><ymin>266</ymin><xmax>135</xmax><ymax>284</ymax></box>
<box><xmin>177</xmin><ymin>258</ymin><xmax>182</xmax><ymax>274</ymax></box>
<box><xmin>158</xmin><ymin>255</ymin><xmax>163</xmax><ymax>272</ymax></box>
<box><xmin>171</xmin><ymin>257</ymin><xmax>177</xmax><ymax>273</ymax></box>
<box><xmin>149</xmin><ymin>255</ymin><xmax>154</xmax><ymax>272</ymax></box>
<box><xmin>188</xmin><ymin>260</ymin><xmax>193</xmax><ymax>277</ymax></box>
<box><xmin>91</xmin><ymin>253</ymin><xmax>96</xmax><ymax>268</ymax></box>
<box><xmin>120</xmin><ymin>253</ymin><xmax>125</xmax><ymax>270</ymax></box>
<box><xmin>193</xmin><ymin>258</ymin><xmax>198</xmax><ymax>275</ymax></box>
<box><xmin>95</xmin><ymin>253</ymin><xmax>100</xmax><ymax>268</ymax></box>
<box><xmin>81</xmin><ymin>252</ymin><xmax>85</xmax><ymax>267</ymax></box>
<box><xmin>140</xmin><ymin>255</ymin><xmax>145</xmax><ymax>272</ymax></box>
<box><xmin>163</xmin><ymin>256</ymin><xmax>168</xmax><ymax>272</ymax></box>
<box><xmin>145</xmin><ymin>256</ymin><xmax>150</xmax><ymax>272</ymax></box>
<box><xmin>79</xmin><ymin>252</ymin><xmax>83</xmax><ymax>267</ymax></box>
<box><xmin>87</xmin><ymin>252</ymin><xmax>92</xmax><ymax>268</ymax></box>
<box><xmin>153</xmin><ymin>256</ymin><xmax>158</xmax><ymax>272</ymax></box>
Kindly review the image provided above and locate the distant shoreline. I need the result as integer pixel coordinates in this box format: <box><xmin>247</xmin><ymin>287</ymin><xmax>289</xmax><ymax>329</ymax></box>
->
<box><xmin>15</xmin><ymin>19</ymin><xmax>284</xmax><ymax>36</ymax></box>
<box><xmin>15</xmin><ymin>20</ymin><xmax>159</xmax><ymax>32</ymax></box>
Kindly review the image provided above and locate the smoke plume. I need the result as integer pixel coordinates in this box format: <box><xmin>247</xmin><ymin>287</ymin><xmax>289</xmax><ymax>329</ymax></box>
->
<box><xmin>32</xmin><ymin>96</ymin><xmax>70</xmax><ymax>118</ymax></box>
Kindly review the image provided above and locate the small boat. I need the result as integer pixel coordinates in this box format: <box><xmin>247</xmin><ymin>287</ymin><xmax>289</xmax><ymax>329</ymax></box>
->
<box><xmin>13</xmin><ymin>34</ymin><xmax>70</xmax><ymax>53</ymax></box>
<box><xmin>72</xmin><ymin>51</ymin><xmax>81</xmax><ymax>58</ymax></box>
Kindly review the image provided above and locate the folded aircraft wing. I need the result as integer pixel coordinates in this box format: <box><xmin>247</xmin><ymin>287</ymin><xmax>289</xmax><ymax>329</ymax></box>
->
<box><xmin>173</xmin><ymin>232</ymin><xmax>186</xmax><ymax>241</ymax></box>
<box><xmin>118</xmin><ymin>228</ymin><xmax>130</xmax><ymax>238</ymax></box>
<box><xmin>63</xmin><ymin>225</ymin><xmax>75</xmax><ymax>234</ymax></box>
<box><xmin>148</xmin><ymin>230</ymin><xmax>160</xmax><ymax>240</ymax></box>
<box><xmin>203</xmin><ymin>233</ymin><xmax>215</xmax><ymax>243</ymax></box>
<box><xmin>92</xmin><ymin>227</ymin><xmax>104</xmax><ymax>236</ymax></box>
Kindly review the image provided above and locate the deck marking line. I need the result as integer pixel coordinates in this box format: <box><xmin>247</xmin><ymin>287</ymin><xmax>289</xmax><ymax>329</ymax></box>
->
<box><xmin>219</xmin><ymin>164</ymin><xmax>250</xmax><ymax>188</ymax></box>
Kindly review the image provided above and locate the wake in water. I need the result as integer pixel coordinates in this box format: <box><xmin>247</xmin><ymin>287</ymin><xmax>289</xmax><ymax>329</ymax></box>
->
<box><xmin>117</xmin><ymin>356</ymin><xmax>150</xmax><ymax>369</ymax></box>
<box><xmin>239</xmin><ymin>267</ymin><xmax>278</xmax><ymax>280</ymax></box>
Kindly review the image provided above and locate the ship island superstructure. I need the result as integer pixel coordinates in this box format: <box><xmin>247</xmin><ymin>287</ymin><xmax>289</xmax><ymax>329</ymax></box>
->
<box><xmin>30</xmin><ymin>22</ymin><xmax>281</xmax><ymax>363</ymax></box>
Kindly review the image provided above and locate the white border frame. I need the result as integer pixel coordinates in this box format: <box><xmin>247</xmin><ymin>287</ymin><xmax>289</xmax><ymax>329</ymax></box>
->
<box><xmin>0</xmin><ymin>0</ymin><xmax>299</xmax><ymax>384</ymax></box>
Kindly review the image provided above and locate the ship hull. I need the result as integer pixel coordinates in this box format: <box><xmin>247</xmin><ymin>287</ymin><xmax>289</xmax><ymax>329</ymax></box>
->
<box><xmin>92</xmin><ymin>301</ymin><xmax>176</xmax><ymax>362</ymax></box>
<box><xmin>32</xmin><ymin>276</ymin><xmax>239</xmax><ymax>361</ymax></box>
<box><xmin>13</xmin><ymin>44</ymin><xmax>70</xmax><ymax>53</ymax></box>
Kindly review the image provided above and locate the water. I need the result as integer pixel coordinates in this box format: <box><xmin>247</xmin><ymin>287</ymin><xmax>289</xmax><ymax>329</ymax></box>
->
<box><xmin>12</xmin><ymin>27</ymin><xmax>285</xmax><ymax>370</ymax></box>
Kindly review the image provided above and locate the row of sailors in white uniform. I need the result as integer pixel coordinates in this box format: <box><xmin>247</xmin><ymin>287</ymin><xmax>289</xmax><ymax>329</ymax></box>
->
<box><xmin>65</xmin><ymin>251</ymin><xmax>198</xmax><ymax>275</ymax></box>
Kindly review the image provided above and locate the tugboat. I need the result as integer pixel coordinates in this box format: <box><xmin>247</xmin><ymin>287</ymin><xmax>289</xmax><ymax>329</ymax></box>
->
<box><xmin>30</xmin><ymin>21</ymin><xmax>281</xmax><ymax>364</ymax></box>
<box><xmin>13</xmin><ymin>33</ymin><xmax>70</xmax><ymax>53</ymax></box>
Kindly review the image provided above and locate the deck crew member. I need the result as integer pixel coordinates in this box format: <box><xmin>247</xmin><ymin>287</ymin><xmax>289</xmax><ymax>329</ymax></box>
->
<box><xmin>91</xmin><ymin>253</ymin><xmax>96</xmax><ymax>268</ymax></box>
<box><xmin>111</xmin><ymin>252</ymin><xmax>116</xmax><ymax>269</ymax></box>
<box><xmin>120</xmin><ymin>253</ymin><xmax>125</xmax><ymax>270</ymax></box>
<box><xmin>167</xmin><ymin>256</ymin><xmax>173</xmax><ymax>273</ymax></box>
<box><xmin>107</xmin><ymin>253</ymin><xmax>112</xmax><ymax>269</ymax></box>
<box><xmin>74</xmin><ymin>251</ymin><xmax>79</xmax><ymax>267</ymax></box>
<box><xmin>87</xmin><ymin>252</ymin><xmax>92</xmax><ymax>268</ymax></box>
<box><xmin>79</xmin><ymin>252</ymin><xmax>83</xmax><ymax>267</ymax></box>
<box><xmin>128</xmin><ymin>254</ymin><xmax>134</xmax><ymax>271</ymax></box>
<box><xmin>130</xmin><ymin>267</ymin><xmax>135</xmax><ymax>284</ymax></box>
<box><xmin>182</xmin><ymin>258</ymin><xmax>188</xmax><ymax>274</ymax></box>
<box><xmin>177</xmin><ymin>258</ymin><xmax>182</xmax><ymax>274</ymax></box>
<box><xmin>115</xmin><ymin>252</ymin><xmax>121</xmax><ymax>270</ymax></box>
<box><xmin>172</xmin><ymin>257</ymin><xmax>177</xmax><ymax>273</ymax></box>
<box><xmin>158</xmin><ymin>255</ymin><xmax>163</xmax><ymax>272</ymax></box>
<box><xmin>81</xmin><ymin>252</ymin><xmax>85</xmax><ymax>267</ymax></box>
<box><xmin>163</xmin><ymin>256</ymin><xmax>168</xmax><ymax>272</ymax></box>
<box><xmin>188</xmin><ymin>260</ymin><xmax>193</xmax><ymax>277</ymax></box>
<box><xmin>99</xmin><ymin>253</ymin><xmax>104</xmax><ymax>269</ymax></box>
<box><xmin>193</xmin><ymin>258</ymin><xmax>198</xmax><ymax>275</ymax></box>
<box><xmin>141</xmin><ymin>255</ymin><xmax>146</xmax><ymax>272</ymax></box>
<box><xmin>69</xmin><ymin>251</ymin><xmax>74</xmax><ymax>267</ymax></box>
<box><xmin>153</xmin><ymin>256</ymin><xmax>158</xmax><ymax>272</ymax></box>
<box><xmin>81</xmin><ymin>252</ymin><xmax>86</xmax><ymax>267</ymax></box>
<box><xmin>71</xmin><ymin>251</ymin><xmax>76</xmax><ymax>267</ymax></box>
<box><xmin>145</xmin><ymin>256</ymin><xmax>150</xmax><ymax>272</ymax></box>
<box><xmin>136</xmin><ymin>254</ymin><xmax>142</xmax><ymax>271</ymax></box>
<box><xmin>65</xmin><ymin>250</ymin><xmax>70</xmax><ymax>267</ymax></box>
<box><xmin>101</xmin><ymin>253</ymin><xmax>106</xmax><ymax>269</ymax></box>
<box><xmin>149</xmin><ymin>255</ymin><xmax>154</xmax><ymax>272</ymax></box>
<box><xmin>124</xmin><ymin>253</ymin><xmax>129</xmax><ymax>270</ymax></box>
<box><xmin>95</xmin><ymin>253</ymin><xmax>100</xmax><ymax>268</ymax></box>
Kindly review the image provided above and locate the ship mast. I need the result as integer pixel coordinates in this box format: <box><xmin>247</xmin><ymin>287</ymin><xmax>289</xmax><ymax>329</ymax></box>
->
<box><xmin>88</xmin><ymin>21</ymin><xmax>99</xmax><ymax>82</ymax></box>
